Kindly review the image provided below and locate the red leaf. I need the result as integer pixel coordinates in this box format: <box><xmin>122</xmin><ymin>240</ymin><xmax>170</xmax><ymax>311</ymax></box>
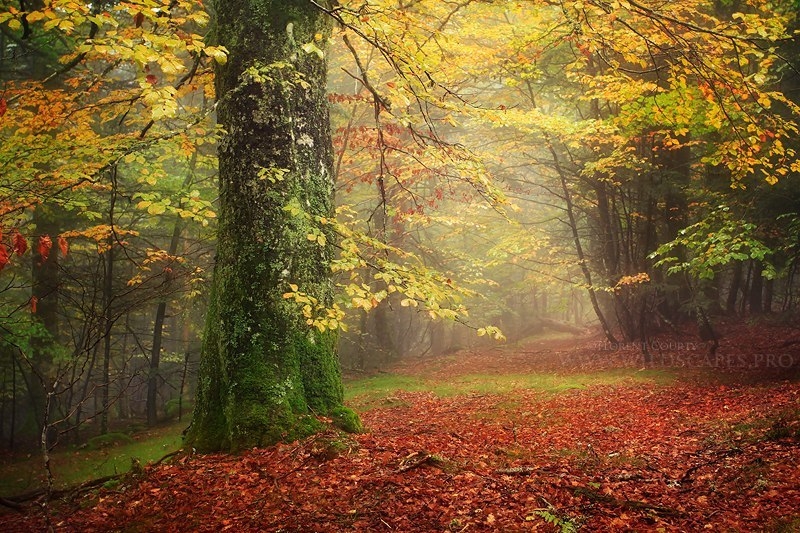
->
<box><xmin>38</xmin><ymin>235</ymin><xmax>52</xmax><ymax>263</ymax></box>
<box><xmin>0</xmin><ymin>244</ymin><xmax>8</xmax><ymax>271</ymax></box>
<box><xmin>134</xmin><ymin>11</ymin><xmax>144</xmax><ymax>28</ymax></box>
<box><xmin>146</xmin><ymin>74</ymin><xmax>158</xmax><ymax>86</ymax></box>
<box><xmin>12</xmin><ymin>230</ymin><xmax>27</xmax><ymax>256</ymax></box>
<box><xmin>0</xmin><ymin>98</ymin><xmax>6</xmax><ymax>117</ymax></box>
<box><xmin>58</xmin><ymin>235</ymin><xmax>69</xmax><ymax>258</ymax></box>
<box><xmin>30</xmin><ymin>296</ymin><xmax>38</xmax><ymax>314</ymax></box>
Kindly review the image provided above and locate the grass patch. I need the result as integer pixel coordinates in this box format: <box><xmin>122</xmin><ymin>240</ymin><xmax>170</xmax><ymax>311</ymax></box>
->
<box><xmin>770</xmin><ymin>516</ymin><xmax>800</xmax><ymax>532</ymax></box>
<box><xmin>345</xmin><ymin>368</ymin><xmax>676</xmax><ymax>410</ymax></box>
<box><xmin>0</xmin><ymin>423</ymin><xmax>184</xmax><ymax>497</ymax></box>
<box><xmin>710</xmin><ymin>407</ymin><xmax>800</xmax><ymax>447</ymax></box>
<box><xmin>86</xmin><ymin>432</ymin><xmax>135</xmax><ymax>450</ymax></box>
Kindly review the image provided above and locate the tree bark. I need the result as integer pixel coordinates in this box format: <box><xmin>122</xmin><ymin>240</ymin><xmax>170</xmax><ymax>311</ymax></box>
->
<box><xmin>546</xmin><ymin>142</ymin><xmax>618</xmax><ymax>343</ymax></box>
<box><xmin>187</xmin><ymin>0</ymin><xmax>358</xmax><ymax>452</ymax></box>
<box><xmin>726</xmin><ymin>261</ymin><xmax>743</xmax><ymax>315</ymax></box>
<box><xmin>749</xmin><ymin>261</ymin><xmax>764</xmax><ymax>315</ymax></box>
<box><xmin>146</xmin><ymin>157</ymin><xmax>195</xmax><ymax>427</ymax></box>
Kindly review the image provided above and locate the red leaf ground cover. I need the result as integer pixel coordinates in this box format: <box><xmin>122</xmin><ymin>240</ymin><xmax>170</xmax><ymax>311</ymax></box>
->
<box><xmin>4</xmin><ymin>323</ymin><xmax>800</xmax><ymax>531</ymax></box>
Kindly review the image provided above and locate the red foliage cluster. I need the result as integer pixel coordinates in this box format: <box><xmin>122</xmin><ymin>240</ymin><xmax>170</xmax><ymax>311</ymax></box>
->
<box><xmin>328</xmin><ymin>93</ymin><xmax>372</xmax><ymax>104</ymax></box>
<box><xmin>0</xmin><ymin>231</ymin><xmax>69</xmax><ymax>272</ymax></box>
<box><xmin>0</xmin><ymin>229</ymin><xmax>28</xmax><ymax>271</ymax></box>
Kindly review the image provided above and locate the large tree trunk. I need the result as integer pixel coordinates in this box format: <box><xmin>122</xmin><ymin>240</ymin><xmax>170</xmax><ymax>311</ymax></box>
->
<box><xmin>187</xmin><ymin>0</ymin><xmax>358</xmax><ymax>452</ymax></box>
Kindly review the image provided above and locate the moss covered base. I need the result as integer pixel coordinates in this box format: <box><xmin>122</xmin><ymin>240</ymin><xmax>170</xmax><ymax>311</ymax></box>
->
<box><xmin>330</xmin><ymin>406</ymin><xmax>363</xmax><ymax>434</ymax></box>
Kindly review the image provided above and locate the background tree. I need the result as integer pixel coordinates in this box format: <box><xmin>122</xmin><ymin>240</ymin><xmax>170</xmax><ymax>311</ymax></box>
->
<box><xmin>0</xmin><ymin>0</ymin><xmax>220</xmax><ymax>451</ymax></box>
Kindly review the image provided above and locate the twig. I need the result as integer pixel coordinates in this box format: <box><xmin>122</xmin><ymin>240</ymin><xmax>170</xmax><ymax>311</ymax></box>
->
<box><xmin>495</xmin><ymin>466</ymin><xmax>538</xmax><ymax>475</ymax></box>
<box><xmin>572</xmin><ymin>486</ymin><xmax>682</xmax><ymax>517</ymax></box>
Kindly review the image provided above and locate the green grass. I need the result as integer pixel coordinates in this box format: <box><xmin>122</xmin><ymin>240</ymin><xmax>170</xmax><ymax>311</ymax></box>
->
<box><xmin>345</xmin><ymin>368</ymin><xmax>676</xmax><ymax>409</ymax></box>
<box><xmin>770</xmin><ymin>515</ymin><xmax>800</xmax><ymax>533</ymax></box>
<box><xmin>0</xmin><ymin>423</ymin><xmax>184</xmax><ymax>497</ymax></box>
<box><xmin>0</xmin><ymin>369</ymin><xmax>676</xmax><ymax>497</ymax></box>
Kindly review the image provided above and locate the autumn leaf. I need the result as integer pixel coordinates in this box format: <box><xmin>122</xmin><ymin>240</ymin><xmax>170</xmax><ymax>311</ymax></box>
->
<box><xmin>30</xmin><ymin>296</ymin><xmax>38</xmax><ymax>314</ymax></box>
<box><xmin>0</xmin><ymin>244</ymin><xmax>8</xmax><ymax>271</ymax></box>
<box><xmin>12</xmin><ymin>230</ymin><xmax>27</xmax><ymax>256</ymax></box>
<box><xmin>58</xmin><ymin>235</ymin><xmax>69</xmax><ymax>258</ymax></box>
<box><xmin>0</xmin><ymin>97</ymin><xmax>6</xmax><ymax>117</ymax></box>
<box><xmin>38</xmin><ymin>235</ymin><xmax>53</xmax><ymax>262</ymax></box>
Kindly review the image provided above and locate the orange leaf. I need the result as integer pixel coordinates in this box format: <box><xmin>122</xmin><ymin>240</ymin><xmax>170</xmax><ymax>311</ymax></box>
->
<box><xmin>38</xmin><ymin>235</ymin><xmax>52</xmax><ymax>262</ymax></box>
<box><xmin>0</xmin><ymin>244</ymin><xmax>8</xmax><ymax>271</ymax></box>
<box><xmin>0</xmin><ymin>98</ymin><xmax>6</xmax><ymax>117</ymax></box>
<box><xmin>12</xmin><ymin>230</ymin><xmax>27</xmax><ymax>256</ymax></box>
<box><xmin>58</xmin><ymin>235</ymin><xmax>69</xmax><ymax>258</ymax></box>
<box><xmin>30</xmin><ymin>296</ymin><xmax>38</xmax><ymax>314</ymax></box>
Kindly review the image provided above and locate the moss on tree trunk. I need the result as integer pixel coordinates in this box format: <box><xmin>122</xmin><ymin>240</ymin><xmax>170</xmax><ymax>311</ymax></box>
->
<box><xmin>187</xmin><ymin>0</ymin><xmax>359</xmax><ymax>453</ymax></box>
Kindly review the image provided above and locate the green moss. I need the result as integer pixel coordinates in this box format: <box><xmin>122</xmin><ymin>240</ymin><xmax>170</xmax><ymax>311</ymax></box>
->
<box><xmin>296</xmin><ymin>331</ymin><xmax>344</xmax><ymax>411</ymax></box>
<box><xmin>330</xmin><ymin>406</ymin><xmax>363</xmax><ymax>434</ymax></box>
<box><xmin>87</xmin><ymin>432</ymin><xmax>134</xmax><ymax>450</ymax></box>
<box><xmin>164</xmin><ymin>398</ymin><xmax>192</xmax><ymax>419</ymax></box>
<box><xmin>228</xmin><ymin>403</ymin><xmax>322</xmax><ymax>451</ymax></box>
<box><xmin>189</xmin><ymin>0</ymin><xmax>346</xmax><ymax>454</ymax></box>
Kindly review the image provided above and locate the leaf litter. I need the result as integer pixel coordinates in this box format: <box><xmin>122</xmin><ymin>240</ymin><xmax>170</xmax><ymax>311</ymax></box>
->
<box><xmin>4</xmin><ymin>323</ymin><xmax>800</xmax><ymax>532</ymax></box>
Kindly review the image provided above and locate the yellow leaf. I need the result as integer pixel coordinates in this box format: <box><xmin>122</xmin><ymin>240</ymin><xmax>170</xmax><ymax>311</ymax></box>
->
<box><xmin>207</xmin><ymin>46</ymin><xmax>228</xmax><ymax>65</ymax></box>
<box><xmin>147</xmin><ymin>203</ymin><xmax>166</xmax><ymax>215</ymax></box>
<box><xmin>26</xmin><ymin>11</ymin><xmax>47</xmax><ymax>23</ymax></box>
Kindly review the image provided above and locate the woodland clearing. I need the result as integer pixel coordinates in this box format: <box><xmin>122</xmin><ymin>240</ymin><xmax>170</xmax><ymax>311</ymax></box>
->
<box><xmin>2</xmin><ymin>322</ymin><xmax>799</xmax><ymax>532</ymax></box>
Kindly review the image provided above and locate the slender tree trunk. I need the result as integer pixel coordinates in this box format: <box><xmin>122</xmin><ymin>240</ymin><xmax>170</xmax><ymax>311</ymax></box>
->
<box><xmin>726</xmin><ymin>261</ymin><xmax>743</xmax><ymax>315</ymax></box>
<box><xmin>100</xmin><ymin>168</ymin><xmax>118</xmax><ymax>435</ymax></box>
<box><xmin>547</xmin><ymin>142</ymin><xmax>618</xmax><ymax>343</ymax></box>
<box><xmin>178</xmin><ymin>348</ymin><xmax>190</xmax><ymax>423</ymax></box>
<box><xmin>30</xmin><ymin>209</ymin><xmax>60</xmax><ymax>435</ymax></box>
<box><xmin>146</xmin><ymin>300</ymin><xmax>167</xmax><ymax>427</ymax></box>
<box><xmin>0</xmin><ymin>368</ymin><xmax>5</xmax><ymax>443</ymax></box>
<box><xmin>763</xmin><ymin>278</ymin><xmax>774</xmax><ymax>314</ymax></box>
<box><xmin>749</xmin><ymin>261</ymin><xmax>764</xmax><ymax>315</ymax></box>
<box><xmin>147</xmin><ymin>154</ymin><xmax>197</xmax><ymax>426</ymax></box>
<box><xmin>146</xmin><ymin>222</ymin><xmax>183</xmax><ymax>426</ymax></box>
<box><xmin>100</xmin><ymin>240</ymin><xmax>113</xmax><ymax>435</ymax></box>
<box><xmin>187</xmin><ymin>0</ymin><xmax>358</xmax><ymax>452</ymax></box>
<box><xmin>9</xmin><ymin>359</ymin><xmax>15</xmax><ymax>450</ymax></box>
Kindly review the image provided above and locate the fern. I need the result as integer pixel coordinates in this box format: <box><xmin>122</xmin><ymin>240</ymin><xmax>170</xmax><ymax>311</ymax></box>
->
<box><xmin>534</xmin><ymin>509</ymin><xmax>579</xmax><ymax>533</ymax></box>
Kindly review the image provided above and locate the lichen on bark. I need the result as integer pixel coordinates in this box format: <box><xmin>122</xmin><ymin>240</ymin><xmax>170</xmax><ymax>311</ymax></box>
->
<box><xmin>186</xmin><ymin>0</ymin><xmax>359</xmax><ymax>453</ymax></box>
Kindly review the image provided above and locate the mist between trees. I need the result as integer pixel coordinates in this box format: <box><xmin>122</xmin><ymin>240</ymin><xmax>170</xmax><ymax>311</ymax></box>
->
<box><xmin>1</xmin><ymin>0</ymin><xmax>799</xmax><ymax>463</ymax></box>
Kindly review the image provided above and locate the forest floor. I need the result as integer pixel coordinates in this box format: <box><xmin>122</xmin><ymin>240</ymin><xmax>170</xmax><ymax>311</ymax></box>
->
<box><xmin>3</xmin><ymin>321</ymin><xmax>800</xmax><ymax>532</ymax></box>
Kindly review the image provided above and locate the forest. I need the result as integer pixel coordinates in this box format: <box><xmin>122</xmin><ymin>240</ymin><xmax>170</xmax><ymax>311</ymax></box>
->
<box><xmin>1</xmin><ymin>0</ymin><xmax>799</xmax><ymax>530</ymax></box>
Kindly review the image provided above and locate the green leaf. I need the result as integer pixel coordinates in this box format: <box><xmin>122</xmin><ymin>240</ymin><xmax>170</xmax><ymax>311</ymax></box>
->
<box><xmin>300</xmin><ymin>41</ymin><xmax>324</xmax><ymax>59</ymax></box>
